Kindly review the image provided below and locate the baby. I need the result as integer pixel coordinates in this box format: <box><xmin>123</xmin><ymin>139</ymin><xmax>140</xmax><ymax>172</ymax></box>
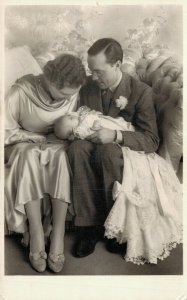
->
<box><xmin>54</xmin><ymin>106</ymin><xmax>135</xmax><ymax>140</ymax></box>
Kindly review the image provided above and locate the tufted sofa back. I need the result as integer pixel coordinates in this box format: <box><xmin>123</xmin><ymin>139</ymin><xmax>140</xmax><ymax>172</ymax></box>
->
<box><xmin>121</xmin><ymin>49</ymin><xmax>183</xmax><ymax>174</ymax></box>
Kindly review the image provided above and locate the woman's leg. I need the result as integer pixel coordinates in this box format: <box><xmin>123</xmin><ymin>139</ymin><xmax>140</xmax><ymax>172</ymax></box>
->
<box><xmin>49</xmin><ymin>198</ymin><xmax>68</xmax><ymax>254</ymax></box>
<box><xmin>25</xmin><ymin>199</ymin><xmax>45</xmax><ymax>253</ymax></box>
<box><xmin>5</xmin><ymin>143</ymin><xmax>43</xmax><ymax>234</ymax></box>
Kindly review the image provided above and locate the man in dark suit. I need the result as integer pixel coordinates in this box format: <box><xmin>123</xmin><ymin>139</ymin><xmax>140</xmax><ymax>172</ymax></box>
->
<box><xmin>67</xmin><ymin>38</ymin><xmax>159</xmax><ymax>258</ymax></box>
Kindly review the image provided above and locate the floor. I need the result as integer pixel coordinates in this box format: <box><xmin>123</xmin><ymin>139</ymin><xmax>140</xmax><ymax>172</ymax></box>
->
<box><xmin>5</xmin><ymin>231</ymin><xmax>183</xmax><ymax>276</ymax></box>
<box><xmin>4</xmin><ymin>162</ymin><xmax>183</xmax><ymax>276</ymax></box>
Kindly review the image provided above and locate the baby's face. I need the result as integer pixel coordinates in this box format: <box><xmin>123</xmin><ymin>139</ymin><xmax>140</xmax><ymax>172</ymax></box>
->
<box><xmin>55</xmin><ymin>114</ymin><xmax>79</xmax><ymax>140</ymax></box>
<box><xmin>64</xmin><ymin>114</ymin><xmax>79</xmax><ymax>129</ymax></box>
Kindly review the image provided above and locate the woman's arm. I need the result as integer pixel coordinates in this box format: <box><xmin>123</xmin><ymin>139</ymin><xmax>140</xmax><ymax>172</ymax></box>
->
<box><xmin>5</xmin><ymin>86</ymin><xmax>46</xmax><ymax>146</ymax></box>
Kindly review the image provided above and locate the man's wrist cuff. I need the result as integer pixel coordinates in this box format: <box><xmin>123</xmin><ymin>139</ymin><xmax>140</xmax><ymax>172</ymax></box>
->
<box><xmin>114</xmin><ymin>130</ymin><xmax>123</xmax><ymax>144</ymax></box>
<box><xmin>114</xmin><ymin>130</ymin><xmax>117</xmax><ymax>142</ymax></box>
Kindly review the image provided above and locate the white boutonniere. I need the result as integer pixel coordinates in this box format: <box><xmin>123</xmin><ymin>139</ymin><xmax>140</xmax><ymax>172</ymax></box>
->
<box><xmin>115</xmin><ymin>96</ymin><xmax>128</xmax><ymax>110</ymax></box>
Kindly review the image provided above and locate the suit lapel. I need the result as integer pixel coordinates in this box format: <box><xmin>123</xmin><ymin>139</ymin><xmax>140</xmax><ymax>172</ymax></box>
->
<box><xmin>108</xmin><ymin>72</ymin><xmax>131</xmax><ymax>117</ymax></box>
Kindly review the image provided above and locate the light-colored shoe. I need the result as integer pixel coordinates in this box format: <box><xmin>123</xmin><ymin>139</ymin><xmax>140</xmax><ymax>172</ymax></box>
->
<box><xmin>21</xmin><ymin>231</ymin><xmax>30</xmax><ymax>248</ymax></box>
<box><xmin>29</xmin><ymin>251</ymin><xmax>47</xmax><ymax>273</ymax></box>
<box><xmin>48</xmin><ymin>253</ymin><xmax>65</xmax><ymax>273</ymax></box>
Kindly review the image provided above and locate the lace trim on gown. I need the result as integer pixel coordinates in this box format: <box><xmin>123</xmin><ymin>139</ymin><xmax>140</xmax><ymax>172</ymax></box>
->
<box><xmin>105</xmin><ymin>223</ymin><xmax>182</xmax><ymax>265</ymax></box>
<box><xmin>104</xmin><ymin>147</ymin><xmax>183</xmax><ymax>265</ymax></box>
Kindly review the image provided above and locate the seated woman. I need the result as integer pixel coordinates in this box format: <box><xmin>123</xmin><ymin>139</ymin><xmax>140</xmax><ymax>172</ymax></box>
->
<box><xmin>5</xmin><ymin>54</ymin><xmax>86</xmax><ymax>273</ymax></box>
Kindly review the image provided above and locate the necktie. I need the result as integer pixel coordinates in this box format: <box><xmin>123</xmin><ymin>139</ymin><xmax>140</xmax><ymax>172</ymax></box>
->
<box><xmin>101</xmin><ymin>89</ymin><xmax>112</xmax><ymax>115</ymax></box>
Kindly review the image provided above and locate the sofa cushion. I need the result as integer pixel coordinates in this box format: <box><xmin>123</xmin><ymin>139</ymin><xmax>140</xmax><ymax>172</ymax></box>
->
<box><xmin>5</xmin><ymin>46</ymin><xmax>42</xmax><ymax>96</ymax></box>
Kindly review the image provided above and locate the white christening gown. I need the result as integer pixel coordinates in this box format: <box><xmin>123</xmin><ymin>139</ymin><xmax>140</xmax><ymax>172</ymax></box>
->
<box><xmin>104</xmin><ymin>146</ymin><xmax>182</xmax><ymax>265</ymax></box>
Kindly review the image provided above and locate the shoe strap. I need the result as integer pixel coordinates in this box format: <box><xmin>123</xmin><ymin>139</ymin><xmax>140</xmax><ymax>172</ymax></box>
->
<box><xmin>30</xmin><ymin>251</ymin><xmax>47</xmax><ymax>260</ymax></box>
<box><xmin>49</xmin><ymin>253</ymin><xmax>65</xmax><ymax>263</ymax></box>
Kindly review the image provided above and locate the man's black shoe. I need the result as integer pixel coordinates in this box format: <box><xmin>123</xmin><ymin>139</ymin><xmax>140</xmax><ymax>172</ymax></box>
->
<box><xmin>74</xmin><ymin>237</ymin><xmax>97</xmax><ymax>258</ymax></box>
<box><xmin>74</xmin><ymin>226</ymin><xmax>98</xmax><ymax>258</ymax></box>
<box><xmin>105</xmin><ymin>238</ymin><xmax>127</xmax><ymax>254</ymax></box>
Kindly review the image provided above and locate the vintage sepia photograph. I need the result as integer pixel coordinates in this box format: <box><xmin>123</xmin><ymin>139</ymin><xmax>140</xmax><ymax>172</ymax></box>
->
<box><xmin>3</xmin><ymin>3</ymin><xmax>183</xmax><ymax>280</ymax></box>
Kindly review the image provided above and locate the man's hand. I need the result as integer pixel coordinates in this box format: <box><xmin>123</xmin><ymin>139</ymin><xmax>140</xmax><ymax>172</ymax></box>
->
<box><xmin>86</xmin><ymin>127</ymin><xmax>116</xmax><ymax>144</ymax></box>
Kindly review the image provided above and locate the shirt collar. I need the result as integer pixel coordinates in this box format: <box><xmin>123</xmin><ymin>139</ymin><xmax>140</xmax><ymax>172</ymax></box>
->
<box><xmin>109</xmin><ymin>71</ymin><xmax>122</xmax><ymax>93</ymax></box>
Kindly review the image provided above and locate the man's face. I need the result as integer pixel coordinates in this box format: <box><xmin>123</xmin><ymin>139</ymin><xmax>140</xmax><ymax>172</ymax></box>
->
<box><xmin>87</xmin><ymin>52</ymin><xmax>119</xmax><ymax>89</ymax></box>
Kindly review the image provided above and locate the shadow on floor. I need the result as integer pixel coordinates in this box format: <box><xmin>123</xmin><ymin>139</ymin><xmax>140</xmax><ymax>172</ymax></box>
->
<box><xmin>5</xmin><ymin>231</ymin><xmax>183</xmax><ymax>276</ymax></box>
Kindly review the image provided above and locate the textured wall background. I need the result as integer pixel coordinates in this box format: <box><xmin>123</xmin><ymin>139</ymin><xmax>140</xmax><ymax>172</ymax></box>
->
<box><xmin>93</xmin><ymin>5</ymin><xmax>182</xmax><ymax>58</ymax></box>
<box><xmin>5</xmin><ymin>5</ymin><xmax>182</xmax><ymax>60</ymax></box>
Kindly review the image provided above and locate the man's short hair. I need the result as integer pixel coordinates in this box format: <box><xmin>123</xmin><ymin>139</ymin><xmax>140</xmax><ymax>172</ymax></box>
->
<box><xmin>87</xmin><ymin>38</ymin><xmax>123</xmax><ymax>64</ymax></box>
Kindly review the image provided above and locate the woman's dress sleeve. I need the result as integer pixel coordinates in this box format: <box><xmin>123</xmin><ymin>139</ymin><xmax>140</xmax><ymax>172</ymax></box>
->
<box><xmin>5</xmin><ymin>86</ymin><xmax>46</xmax><ymax>146</ymax></box>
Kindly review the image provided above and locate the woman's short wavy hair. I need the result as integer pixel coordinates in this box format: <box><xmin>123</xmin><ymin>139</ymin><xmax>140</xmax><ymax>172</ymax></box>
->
<box><xmin>43</xmin><ymin>54</ymin><xmax>86</xmax><ymax>89</ymax></box>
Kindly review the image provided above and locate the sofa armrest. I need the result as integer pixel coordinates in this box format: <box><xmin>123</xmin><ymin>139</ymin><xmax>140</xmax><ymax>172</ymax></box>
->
<box><xmin>135</xmin><ymin>52</ymin><xmax>183</xmax><ymax>173</ymax></box>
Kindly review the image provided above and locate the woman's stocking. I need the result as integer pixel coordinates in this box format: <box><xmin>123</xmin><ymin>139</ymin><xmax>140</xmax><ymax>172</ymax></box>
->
<box><xmin>25</xmin><ymin>199</ymin><xmax>45</xmax><ymax>253</ymax></box>
<box><xmin>49</xmin><ymin>198</ymin><xmax>68</xmax><ymax>254</ymax></box>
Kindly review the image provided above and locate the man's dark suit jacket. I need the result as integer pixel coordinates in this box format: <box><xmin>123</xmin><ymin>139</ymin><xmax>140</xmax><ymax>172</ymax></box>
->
<box><xmin>79</xmin><ymin>72</ymin><xmax>159</xmax><ymax>153</ymax></box>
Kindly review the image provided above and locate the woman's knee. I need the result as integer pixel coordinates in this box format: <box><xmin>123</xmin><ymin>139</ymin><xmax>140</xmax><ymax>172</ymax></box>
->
<box><xmin>19</xmin><ymin>144</ymin><xmax>38</xmax><ymax>162</ymax></box>
<box><xmin>55</xmin><ymin>149</ymin><xmax>69</xmax><ymax>166</ymax></box>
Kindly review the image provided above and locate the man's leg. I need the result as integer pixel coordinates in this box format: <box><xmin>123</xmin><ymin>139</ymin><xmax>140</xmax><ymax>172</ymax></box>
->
<box><xmin>67</xmin><ymin>140</ymin><xmax>105</xmax><ymax>257</ymax></box>
<box><xmin>67</xmin><ymin>141</ymin><xmax>125</xmax><ymax>256</ymax></box>
<box><xmin>67</xmin><ymin>140</ymin><xmax>106</xmax><ymax>226</ymax></box>
<box><xmin>94</xmin><ymin>143</ymin><xmax>123</xmax><ymax>212</ymax></box>
<box><xmin>94</xmin><ymin>143</ymin><xmax>127</xmax><ymax>253</ymax></box>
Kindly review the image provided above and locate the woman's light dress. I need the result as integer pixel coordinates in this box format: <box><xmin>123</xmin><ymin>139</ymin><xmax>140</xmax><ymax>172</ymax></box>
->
<box><xmin>5</xmin><ymin>74</ymin><xmax>78</xmax><ymax>234</ymax></box>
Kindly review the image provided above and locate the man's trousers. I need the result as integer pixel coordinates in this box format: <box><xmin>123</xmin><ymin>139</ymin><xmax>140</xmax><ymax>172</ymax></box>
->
<box><xmin>67</xmin><ymin>140</ymin><xmax>124</xmax><ymax>226</ymax></box>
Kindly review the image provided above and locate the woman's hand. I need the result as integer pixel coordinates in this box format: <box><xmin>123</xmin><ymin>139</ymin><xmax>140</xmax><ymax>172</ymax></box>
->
<box><xmin>22</xmin><ymin>131</ymin><xmax>47</xmax><ymax>143</ymax></box>
<box><xmin>28</xmin><ymin>134</ymin><xmax>47</xmax><ymax>143</ymax></box>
